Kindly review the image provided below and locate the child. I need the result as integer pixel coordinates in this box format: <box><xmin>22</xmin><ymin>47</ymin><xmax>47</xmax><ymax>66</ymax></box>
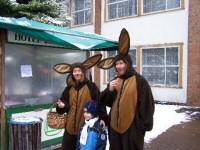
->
<box><xmin>76</xmin><ymin>101</ymin><xmax>107</xmax><ymax>150</ymax></box>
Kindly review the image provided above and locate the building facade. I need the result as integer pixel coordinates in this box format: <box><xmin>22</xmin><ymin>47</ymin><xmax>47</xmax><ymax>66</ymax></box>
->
<box><xmin>67</xmin><ymin>0</ymin><xmax>200</xmax><ymax>106</ymax></box>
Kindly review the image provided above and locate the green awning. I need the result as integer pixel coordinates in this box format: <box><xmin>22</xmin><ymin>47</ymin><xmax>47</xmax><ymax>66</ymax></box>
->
<box><xmin>0</xmin><ymin>17</ymin><xmax>118</xmax><ymax>51</ymax></box>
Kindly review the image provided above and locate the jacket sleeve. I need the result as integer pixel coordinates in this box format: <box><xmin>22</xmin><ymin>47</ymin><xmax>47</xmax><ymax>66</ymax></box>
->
<box><xmin>136</xmin><ymin>75</ymin><xmax>155</xmax><ymax>132</ymax></box>
<box><xmin>96</xmin><ymin>128</ymin><xmax>107</xmax><ymax>150</ymax></box>
<box><xmin>56</xmin><ymin>86</ymin><xmax>70</xmax><ymax>114</ymax></box>
<box><xmin>100</xmin><ymin>84</ymin><xmax>117</xmax><ymax>107</ymax></box>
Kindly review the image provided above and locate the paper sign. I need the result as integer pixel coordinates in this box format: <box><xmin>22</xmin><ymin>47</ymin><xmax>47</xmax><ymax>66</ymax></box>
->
<box><xmin>20</xmin><ymin>65</ymin><xmax>33</xmax><ymax>78</ymax></box>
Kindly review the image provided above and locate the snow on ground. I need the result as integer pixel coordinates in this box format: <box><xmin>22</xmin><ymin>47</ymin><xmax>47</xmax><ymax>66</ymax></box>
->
<box><xmin>144</xmin><ymin>104</ymin><xmax>192</xmax><ymax>143</ymax></box>
<box><xmin>105</xmin><ymin>103</ymin><xmax>200</xmax><ymax>149</ymax></box>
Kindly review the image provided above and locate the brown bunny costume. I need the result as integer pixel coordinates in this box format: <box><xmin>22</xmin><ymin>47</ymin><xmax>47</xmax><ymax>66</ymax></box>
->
<box><xmin>98</xmin><ymin>29</ymin><xmax>154</xmax><ymax>150</ymax></box>
<box><xmin>54</xmin><ymin>54</ymin><xmax>107</xmax><ymax>150</ymax></box>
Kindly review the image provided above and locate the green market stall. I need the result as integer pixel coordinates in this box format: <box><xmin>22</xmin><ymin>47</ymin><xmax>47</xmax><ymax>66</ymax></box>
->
<box><xmin>0</xmin><ymin>17</ymin><xmax>118</xmax><ymax>150</ymax></box>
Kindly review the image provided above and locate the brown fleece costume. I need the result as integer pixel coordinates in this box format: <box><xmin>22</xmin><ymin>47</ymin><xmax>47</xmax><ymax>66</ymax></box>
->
<box><xmin>54</xmin><ymin>54</ymin><xmax>107</xmax><ymax>150</ymax></box>
<box><xmin>98</xmin><ymin>29</ymin><xmax>154</xmax><ymax>150</ymax></box>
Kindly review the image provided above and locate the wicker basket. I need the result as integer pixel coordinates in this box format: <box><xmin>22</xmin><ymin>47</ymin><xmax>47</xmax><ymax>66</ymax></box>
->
<box><xmin>47</xmin><ymin>104</ymin><xmax>67</xmax><ymax>129</ymax></box>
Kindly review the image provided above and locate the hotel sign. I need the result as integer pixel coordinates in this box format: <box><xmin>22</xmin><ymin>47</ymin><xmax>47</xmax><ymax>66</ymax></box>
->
<box><xmin>7</xmin><ymin>31</ymin><xmax>64</xmax><ymax>48</ymax></box>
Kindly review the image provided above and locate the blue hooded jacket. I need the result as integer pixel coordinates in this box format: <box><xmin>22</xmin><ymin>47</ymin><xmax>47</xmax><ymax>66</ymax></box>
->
<box><xmin>76</xmin><ymin>119</ymin><xmax>107</xmax><ymax>150</ymax></box>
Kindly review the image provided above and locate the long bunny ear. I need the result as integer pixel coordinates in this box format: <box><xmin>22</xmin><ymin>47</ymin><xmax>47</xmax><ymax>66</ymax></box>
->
<box><xmin>53</xmin><ymin>63</ymin><xmax>72</xmax><ymax>74</ymax></box>
<box><xmin>82</xmin><ymin>54</ymin><xmax>102</xmax><ymax>69</ymax></box>
<box><xmin>97</xmin><ymin>57</ymin><xmax>115</xmax><ymax>69</ymax></box>
<box><xmin>118</xmin><ymin>28</ymin><xmax>130</xmax><ymax>55</ymax></box>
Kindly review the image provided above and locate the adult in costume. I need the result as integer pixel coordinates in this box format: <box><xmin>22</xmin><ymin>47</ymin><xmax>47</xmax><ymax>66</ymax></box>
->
<box><xmin>98</xmin><ymin>29</ymin><xmax>154</xmax><ymax>150</ymax></box>
<box><xmin>54</xmin><ymin>54</ymin><xmax>107</xmax><ymax>150</ymax></box>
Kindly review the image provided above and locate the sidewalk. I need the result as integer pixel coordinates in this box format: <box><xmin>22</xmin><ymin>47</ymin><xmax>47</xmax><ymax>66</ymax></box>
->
<box><xmin>144</xmin><ymin>105</ymin><xmax>200</xmax><ymax>150</ymax></box>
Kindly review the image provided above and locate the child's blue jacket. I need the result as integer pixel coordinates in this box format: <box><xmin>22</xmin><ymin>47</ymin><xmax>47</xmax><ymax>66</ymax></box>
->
<box><xmin>76</xmin><ymin>119</ymin><xmax>107</xmax><ymax>150</ymax></box>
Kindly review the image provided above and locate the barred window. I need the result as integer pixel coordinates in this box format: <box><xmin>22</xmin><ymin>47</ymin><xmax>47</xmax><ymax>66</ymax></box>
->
<box><xmin>142</xmin><ymin>47</ymin><xmax>179</xmax><ymax>87</ymax></box>
<box><xmin>107</xmin><ymin>49</ymin><xmax>137</xmax><ymax>81</ymax></box>
<box><xmin>106</xmin><ymin>0</ymin><xmax>137</xmax><ymax>20</ymax></box>
<box><xmin>143</xmin><ymin>0</ymin><xmax>181</xmax><ymax>14</ymax></box>
<box><xmin>72</xmin><ymin>0</ymin><xmax>92</xmax><ymax>25</ymax></box>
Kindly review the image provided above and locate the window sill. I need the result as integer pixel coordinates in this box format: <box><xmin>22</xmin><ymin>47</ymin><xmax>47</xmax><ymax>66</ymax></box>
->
<box><xmin>105</xmin><ymin>14</ymin><xmax>139</xmax><ymax>23</ymax></box>
<box><xmin>71</xmin><ymin>22</ymin><xmax>93</xmax><ymax>28</ymax></box>
<box><xmin>151</xmin><ymin>85</ymin><xmax>183</xmax><ymax>89</ymax></box>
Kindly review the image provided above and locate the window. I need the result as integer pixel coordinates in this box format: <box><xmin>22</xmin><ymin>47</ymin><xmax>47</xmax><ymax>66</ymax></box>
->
<box><xmin>5</xmin><ymin>44</ymin><xmax>86</xmax><ymax>107</ymax></box>
<box><xmin>143</xmin><ymin>0</ymin><xmax>181</xmax><ymax>14</ymax></box>
<box><xmin>142</xmin><ymin>47</ymin><xmax>179</xmax><ymax>87</ymax></box>
<box><xmin>107</xmin><ymin>49</ymin><xmax>137</xmax><ymax>81</ymax></box>
<box><xmin>72</xmin><ymin>0</ymin><xmax>92</xmax><ymax>25</ymax></box>
<box><xmin>106</xmin><ymin>0</ymin><xmax>137</xmax><ymax>20</ymax></box>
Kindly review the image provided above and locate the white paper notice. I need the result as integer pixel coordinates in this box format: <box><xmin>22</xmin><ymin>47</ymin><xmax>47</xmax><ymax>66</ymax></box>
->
<box><xmin>20</xmin><ymin>65</ymin><xmax>33</xmax><ymax>77</ymax></box>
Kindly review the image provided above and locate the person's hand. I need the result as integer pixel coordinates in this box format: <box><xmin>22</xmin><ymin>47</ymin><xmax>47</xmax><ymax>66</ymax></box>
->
<box><xmin>100</xmin><ymin>120</ymin><xmax>106</xmax><ymax>130</ymax></box>
<box><xmin>109</xmin><ymin>79</ymin><xmax>118</xmax><ymax>91</ymax></box>
<box><xmin>56</xmin><ymin>99</ymin><xmax>65</xmax><ymax>108</ymax></box>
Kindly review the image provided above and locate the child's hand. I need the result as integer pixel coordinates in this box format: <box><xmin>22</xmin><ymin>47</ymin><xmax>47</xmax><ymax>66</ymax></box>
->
<box><xmin>56</xmin><ymin>99</ymin><xmax>65</xmax><ymax>108</ymax></box>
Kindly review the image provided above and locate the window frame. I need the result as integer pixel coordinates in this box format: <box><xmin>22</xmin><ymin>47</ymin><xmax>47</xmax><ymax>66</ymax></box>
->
<box><xmin>71</xmin><ymin>0</ymin><xmax>93</xmax><ymax>26</ymax></box>
<box><xmin>105</xmin><ymin>0</ymin><xmax>138</xmax><ymax>21</ymax></box>
<box><xmin>142</xmin><ymin>0</ymin><xmax>182</xmax><ymax>15</ymax></box>
<box><xmin>104</xmin><ymin>0</ymin><xmax>185</xmax><ymax>22</ymax></box>
<box><xmin>141</xmin><ymin>45</ymin><xmax>182</xmax><ymax>88</ymax></box>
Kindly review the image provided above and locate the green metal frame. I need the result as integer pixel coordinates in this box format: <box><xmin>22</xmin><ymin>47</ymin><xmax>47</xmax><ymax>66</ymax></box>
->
<box><xmin>6</xmin><ymin>103</ymin><xmax>63</xmax><ymax>150</ymax></box>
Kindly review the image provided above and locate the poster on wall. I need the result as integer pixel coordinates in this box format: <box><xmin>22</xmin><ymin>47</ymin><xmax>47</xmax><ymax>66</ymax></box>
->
<box><xmin>20</xmin><ymin>65</ymin><xmax>33</xmax><ymax>78</ymax></box>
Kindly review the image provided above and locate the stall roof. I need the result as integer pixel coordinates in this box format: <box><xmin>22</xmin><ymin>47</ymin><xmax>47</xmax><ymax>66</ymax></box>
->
<box><xmin>0</xmin><ymin>17</ymin><xmax>118</xmax><ymax>51</ymax></box>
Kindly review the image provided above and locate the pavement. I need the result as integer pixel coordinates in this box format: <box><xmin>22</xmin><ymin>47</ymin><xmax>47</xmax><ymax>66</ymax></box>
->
<box><xmin>144</xmin><ymin>106</ymin><xmax>200</xmax><ymax>150</ymax></box>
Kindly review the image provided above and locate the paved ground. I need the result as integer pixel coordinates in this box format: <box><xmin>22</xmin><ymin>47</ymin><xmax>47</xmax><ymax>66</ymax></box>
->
<box><xmin>144</xmin><ymin>108</ymin><xmax>200</xmax><ymax>150</ymax></box>
<box><xmin>54</xmin><ymin>106</ymin><xmax>200</xmax><ymax>150</ymax></box>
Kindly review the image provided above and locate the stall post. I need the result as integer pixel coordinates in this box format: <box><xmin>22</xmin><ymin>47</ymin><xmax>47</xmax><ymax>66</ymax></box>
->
<box><xmin>0</xmin><ymin>29</ymin><xmax>6</xmax><ymax>150</ymax></box>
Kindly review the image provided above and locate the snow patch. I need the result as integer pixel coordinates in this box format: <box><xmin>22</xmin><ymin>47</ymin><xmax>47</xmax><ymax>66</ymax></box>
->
<box><xmin>145</xmin><ymin>104</ymin><xmax>191</xmax><ymax>143</ymax></box>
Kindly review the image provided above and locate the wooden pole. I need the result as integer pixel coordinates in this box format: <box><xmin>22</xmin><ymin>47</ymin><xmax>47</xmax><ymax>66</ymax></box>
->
<box><xmin>0</xmin><ymin>29</ymin><xmax>6</xmax><ymax>150</ymax></box>
<box><xmin>94</xmin><ymin>0</ymin><xmax>102</xmax><ymax>88</ymax></box>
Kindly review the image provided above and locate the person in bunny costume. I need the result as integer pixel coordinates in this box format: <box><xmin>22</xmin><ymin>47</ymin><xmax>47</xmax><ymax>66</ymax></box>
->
<box><xmin>98</xmin><ymin>29</ymin><xmax>154</xmax><ymax>150</ymax></box>
<box><xmin>54</xmin><ymin>54</ymin><xmax>107</xmax><ymax>150</ymax></box>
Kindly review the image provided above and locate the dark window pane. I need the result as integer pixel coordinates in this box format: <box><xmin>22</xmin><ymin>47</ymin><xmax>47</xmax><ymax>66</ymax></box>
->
<box><xmin>129</xmin><ymin>49</ymin><xmax>136</xmax><ymax>66</ymax></box>
<box><xmin>142</xmin><ymin>48</ymin><xmax>165</xmax><ymax>65</ymax></box>
<box><xmin>107</xmin><ymin>0</ymin><xmax>137</xmax><ymax>20</ymax></box>
<box><xmin>85</xmin><ymin>0</ymin><xmax>92</xmax><ymax>9</ymax></box>
<box><xmin>108</xmin><ymin>51</ymin><xmax>117</xmax><ymax>57</ymax></box>
<box><xmin>72</xmin><ymin>0</ymin><xmax>92</xmax><ymax>25</ymax></box>
<box><xmin>129</xmin><ymin>0</ymin><xmax>137</xmax><ymax>15</ymax></box>
<box><xmin>143</xmin><ymin>0</ymin><xmax>166</xmax><ymax>13</ymax></box>
<box><xmin>85</xmin><ymin>10</ymin><xmax>91</xmax><ymax>24</ymax></box>
<box><xmin>166</xmin><ymin>47</ymin><xmax>178</xmax><ymax>65</ymax></box>
<box><xmin>142</xmin><ymin>67</ymin><xmax>165</xmax><ymax>85</ymax></box>
<box><xmin>74</xmin><ymin>0</ymin><xmax>84</xmax><ymax>11</ymax></box>
<box><xmin>108</xmin><ymin>67</ymin><xmax>116</xmax><ymax>81</ymax></box>
<box><xmin>166</xmin><ymin>67</ymin><xmax>179</xmax><ymax>86</ymax></box>
<box><xmin>108</xmin><ymin>4</ymin><xmax>117</xmax><ymax>19</ymax></box>
<box><xmin>167</xmin><ymin>0</ymin><xmax>180</xmax><ymax>9</ymax></box>
<box><xmin>108</xmin><ymin>0</ymin><xmax>118</xmax><ymax>3</ymax></box>
<box><xmin>73</xmin><ymin>11</ymin><xmax>84</xmax><ymax>25</ymax></box>
<box><xmin>118</xmin><ymin>1</ymin><xmax>129</xmax><ymax>18</ymax></box>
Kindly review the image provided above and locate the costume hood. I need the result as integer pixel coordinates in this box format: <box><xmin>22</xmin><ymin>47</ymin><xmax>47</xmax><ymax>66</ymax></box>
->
<box><xmin>53</xmin><ymin>54</ymin><xmax>102</xmax><ymax>84</ymax></box>
<box><xmin>97</xmin><ymin>28</ymin><xmax>133</xmax><ymax>70</ymax></box>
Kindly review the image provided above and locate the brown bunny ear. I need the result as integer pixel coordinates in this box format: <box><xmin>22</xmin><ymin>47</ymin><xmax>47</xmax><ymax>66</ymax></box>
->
<box><xmin>53</xmin><ymin>63</ymin><xmax>72</xmax><ymax>74</ymax></box>
<box><xmin>82</xmin><ymin>54</ymin><xmax>102</xmax><ymax>69</ymax></box>
<box><xmin>118</xmin><ymin>28</ymin><xmax>130</xmax><ymax>55</ymax></box>
<box><xmin>97</xmin><ymin>57</ymin><xmax>115</xmax><ymax>69</ymax></box>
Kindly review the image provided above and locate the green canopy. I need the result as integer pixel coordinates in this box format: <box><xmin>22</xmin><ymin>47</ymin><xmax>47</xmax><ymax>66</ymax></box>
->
<box><xmin>0</xmin><ymin>17</ymin><xmax>118</xmax><ymax>51</ymax></box>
